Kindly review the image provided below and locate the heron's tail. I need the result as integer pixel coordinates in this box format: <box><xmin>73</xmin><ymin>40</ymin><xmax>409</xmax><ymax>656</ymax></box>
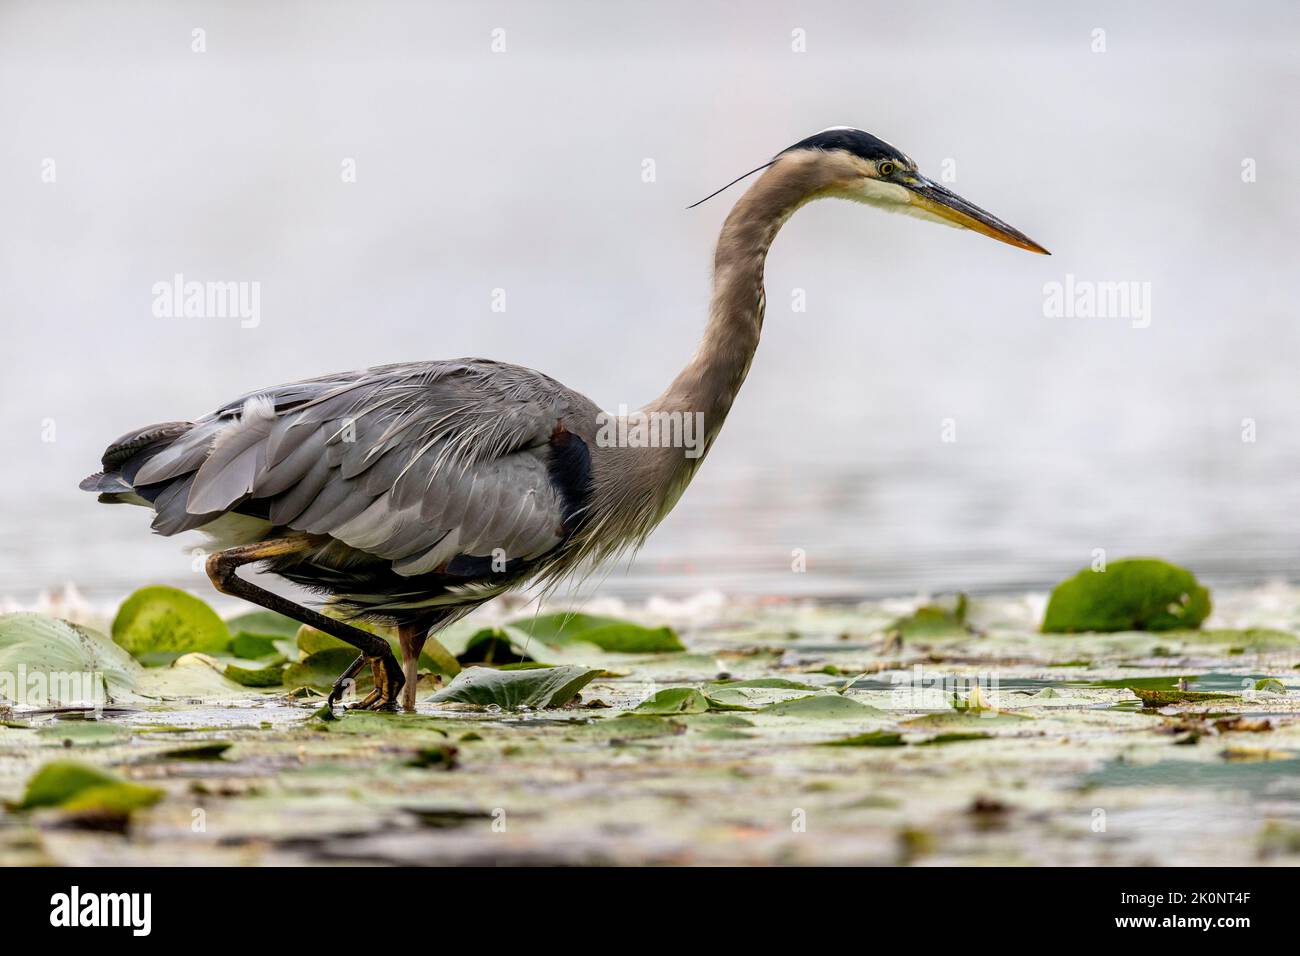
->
<box><xmin>79</xmin><ymin>420</ymin><xmax>194</xmax><ymax>503</ymax></box>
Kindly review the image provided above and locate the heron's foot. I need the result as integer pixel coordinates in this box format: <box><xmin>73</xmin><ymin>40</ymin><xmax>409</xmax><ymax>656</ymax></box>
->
<box><xmin>348</xmin><ymin>654</ymin><xmax>405</xmax><ymax>712</ymax></box>
<box><xmin>325</xmin><ymin>653</ymin><xmax>366</xmax><ymax>711</ymax></box>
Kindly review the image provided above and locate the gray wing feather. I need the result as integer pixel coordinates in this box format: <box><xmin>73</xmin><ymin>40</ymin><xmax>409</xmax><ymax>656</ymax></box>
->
<box><xmin>269</xmin><ymin>455</ymin><xmax>331</xmax><ymax>525</ymax></box>
<box><xmin>254</xmin><ymin>428</ymin><xmax>328</xmax><ymax>498</ymax></box>
<box><xmin>186</xmin><ymin>397</ymin><xmax>277</xmax><ymax>514</ymax></box>
<box><xmin>132</xmin><ymin>419</ymin><xmax>224</xmax><ymax>485</ymax></box>
<box><xmin>120</xmin><ymin>360</ymin><xmax>581</xmax><ymax>578</ymax></box>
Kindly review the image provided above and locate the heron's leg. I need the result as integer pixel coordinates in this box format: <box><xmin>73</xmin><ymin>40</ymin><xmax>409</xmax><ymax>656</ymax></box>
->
<box><xmin>205</xmin><ymin>535</ymin><xmax>404</xmax><ymax>711</ymax></box>
<box><xmin>397</xmin><ymin>623</ymin><xmax>429</xmax><ymax>712</ymax></box>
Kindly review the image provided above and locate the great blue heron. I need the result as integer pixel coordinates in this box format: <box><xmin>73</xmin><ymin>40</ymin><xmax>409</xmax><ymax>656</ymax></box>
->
<box><xmin>81</xmin><ymin>127</ymin><xmax>1048</xmax><ymax>711</ymax></box>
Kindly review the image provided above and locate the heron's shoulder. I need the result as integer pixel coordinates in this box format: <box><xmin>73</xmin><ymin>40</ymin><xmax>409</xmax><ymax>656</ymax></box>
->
<box><xmin>208</xmin><ymin>358</ymin><xmax>595</xmax><ymax>419</ymax></box>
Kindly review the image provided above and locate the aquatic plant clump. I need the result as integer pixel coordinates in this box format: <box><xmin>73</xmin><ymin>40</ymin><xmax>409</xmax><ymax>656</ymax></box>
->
<box><xmin>1042</xmin><ymin>558</ymin><xmax>1211</xmax><ymax>633</ymax></box>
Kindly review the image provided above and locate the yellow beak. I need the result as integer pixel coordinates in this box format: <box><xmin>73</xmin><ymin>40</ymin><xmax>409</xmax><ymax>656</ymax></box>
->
<box><xmin>905</xmin><ymin>176</ymin><xmax>1050</xmax><ymax>255</ymax></box>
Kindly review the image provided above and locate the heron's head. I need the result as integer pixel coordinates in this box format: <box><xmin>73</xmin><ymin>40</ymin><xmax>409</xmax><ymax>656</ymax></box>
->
<box><xmin>698</xmin><ymin>127</ymin><xmax>1048</xmax><ymax>255</ymax></box>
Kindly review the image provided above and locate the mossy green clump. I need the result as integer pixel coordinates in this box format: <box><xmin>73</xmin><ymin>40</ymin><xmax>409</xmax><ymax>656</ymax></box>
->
<box><xmin>888</xmin><ymin>593</ymin><xmax>971</xmax><ymax>639</ymax></box>
<box><xmin>1131</xmin><ymin>688</ymin><xmax>1235</xmax><ymax>708</ymax></box>
<box><xmin>1041</xmin><ymin>558</ymin><xmax>1211</xmax><ymax>633</ymax></box>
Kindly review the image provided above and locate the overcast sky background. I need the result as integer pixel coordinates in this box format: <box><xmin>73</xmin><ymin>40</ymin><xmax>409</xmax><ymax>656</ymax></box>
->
<box><xmin>2</xmin><ymin>0</ymin><xmax>1298</xmax><ymax>603</ymax></box>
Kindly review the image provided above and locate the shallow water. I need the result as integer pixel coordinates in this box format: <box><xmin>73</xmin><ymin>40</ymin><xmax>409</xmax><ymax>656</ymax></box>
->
<box><xmin>3</xmin><ymin>1</ymin><xmax>1299</xmax><ymax>604</ymax></box>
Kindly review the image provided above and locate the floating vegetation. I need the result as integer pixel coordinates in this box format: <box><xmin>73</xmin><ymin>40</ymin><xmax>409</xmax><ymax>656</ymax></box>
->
<box><xmin>0</xmin><ymin>580</ymin><xmax>1297</xmax><ymax>865</ymax></box>
<box><xmin>1042</xmin><ymin>558</ymin><xmax>1211</xmax><ymax>633</ymax></box>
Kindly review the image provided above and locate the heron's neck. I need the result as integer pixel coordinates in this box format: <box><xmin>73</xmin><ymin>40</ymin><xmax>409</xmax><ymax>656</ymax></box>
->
<box><xmin>581</xmin><ymin>156</ymin><xmax>828</xmax><ymax>559</ymax></box>
<box><xmin>650</xmin><ymin>155</ymin><xmax>823</xmax><ymax>444</ymax></box>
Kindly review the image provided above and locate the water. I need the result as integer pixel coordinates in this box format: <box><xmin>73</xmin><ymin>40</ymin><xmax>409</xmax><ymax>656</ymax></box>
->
<box><xmin>3</xmin><ymin>1</ymin><xmax>1299</xmax><ymax>603</ymax></box>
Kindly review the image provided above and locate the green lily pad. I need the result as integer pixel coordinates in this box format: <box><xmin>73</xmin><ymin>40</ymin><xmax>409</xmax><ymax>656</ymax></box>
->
<box><xmin>634</xmin><ymin>687</ymin><xmax>709</xmax><ymax>715</ymax></box>
<box><xmin>312</xmin><ymin>711</ymin><xmax>457</xmax><ymax>736</ymax></box>
<box><xmin>1166</xmin><ymin>629</ymin><xmax>1299</xmax><ymax>650</ymax></box>
<box><xmin>284</xmin><ymin>649</ymin><xmax>365</xmax><ymax>693</ymax></box>
<box><xmin>508</xmin><ymin>613</ymin><xmax>684</xmax><ymax>653</ymax></box>
<box><xmin>0</xmin><ymin>614</ymin><xmax>139</xmax><ymax>706</ymax></box>
<box><xmin>153</xmin><ymin>742</ymin><xmax>231</xmax><ymax>761</ymax></box>
<box><xmin>1042</xmin><ymin>559</ymin><xmax>1211</xmax><ymax>633</ymax></box>
<box><xmin>702</xmin><ymin>692</ymin><xmax>759</xmax><ymax>712</ymax></box>
<box><xmin>16</xmin><ymin>760</ymin><xmax>162</xmax><ymax>813</ymax></box>
<box><xmin>224</xmin><ymin>661</ymin><xmax>286</xmax><ymax>687</ymax></box>
<box><xmin>37</xmin><ymin>720</ymin><xmax>132</xmax><ymax>746</ymax></box>
<box><xmin>902</xmin><ymin>711</ymin><xmax>1030</xmax><ymax>728</ymax></box>
<box><xmin>760</xmin><ymin>694</ymin><xmax>883</xmax><ymax>719</ymax></box>
<box><xmin>111</xmin><ymin>586</ymin><xmax>230</xmax><ymax>663</ymax></box>
<box><xmin>227</xmin><ymin>610</ymin><xmax>300</xmax><ymax>659</ymax></box>
<box><xmin>917</xmin><ymin>732</ymin><xmax>991</xmax><ymax>746</ymax></box>
<box><xmin>711</xmin><ymin>678</ymin><xmax>817</xmax><ymax>690</ymax></box>
<box><xmin>428</xmin><ymin>664</ymin><xmax>600</xmax><ymax>710</ymax></box>
<box><xmin>821</xmin><ymin>731</ymin><xmax>906</xmax><ymax>747</ymax></box>
<box><xmin>457</xmin><ymin>627</ymin><xmax>538</xmax><ymax>665</ymax></box>
<box><xmin>297</xmin><ymin>623</ymin><xmax>459</xmax><ymax>676</ymax></box>
<box><xmin>135</xmin><ymin>653</ymin><xmax>263</xmax><ymax>700</ymax></box>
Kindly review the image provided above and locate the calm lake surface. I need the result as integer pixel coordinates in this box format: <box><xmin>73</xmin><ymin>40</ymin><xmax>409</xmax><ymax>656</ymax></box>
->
<box><xmin>2</xmin><ymin>2</ymin><xmax>1298</xmax><ymax>604</ymax></box>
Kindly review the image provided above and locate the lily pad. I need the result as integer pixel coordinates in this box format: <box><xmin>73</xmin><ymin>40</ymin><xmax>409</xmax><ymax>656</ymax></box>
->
<box><xmin>918</xmin><ymin>732</ymin><xmax>992</xmax><ymax>746</ymax></box>
<box><xmin>508</xmin><ymin>613</ymin><xmax>684</xmax><ymax>653</ymax></box>
<box><xmin>712</xmin><ymin>678</ymin><xmax>817</xmax><ymax>690</ymax></box>
<box><xmin>760</xmin><ymin>694</ymin><xmax>883</xmax><ymax>719</ymax></box>
<box><xmin>428</xmin><ymin>664</ymin><xmax>600</xmax><ymax>710</ymax></box>
<box><xmin>1041</xmin><ymin>559</ymin><xmax>1211</xmax><ymax>633</ymax></box>
<box><xmin>820</xmin><ymin>731</ymin><xmax>906</xmax><ymax>747</ymax></box>
<box><xmin>634</xmin><ymin>687</ymin><xmax>709</xmax><ymax>715</ymax></box>
<box><xmin>135</xmin><ymin>653</ymin><xmax>262</xmax><ymax>700</ymax></box>
<box><xmin>284</xmin><ymin>649</ymin><xmax>365</xmax><ymax>693</ymax></box>
<box><xmin>297</xmin><ymin>623</ymin><xmax>460</xmax><ymax>676</ymax></box>
<box><xmin>224</xmin><ymin>661</ymin><xmax>286</xmax><ymax>687</ymax></box>
<box><xmin>0</xmin><ymin>613</ymin><xmax>139</xmax><ymax>706</ymax></box>
<box><xmin>112</xmin><ymin>586</ymin><xmax>230</xmax><ymax>663</ymax></box>
<box><xmin>1165</xmin><ymin>628</ymin><xmax>1299</xmax><ymax>650</ymax></box>
<box><xmin>15</xmin><ymin>760</ymin><xmax>163</xmax><ymax>813</ymax></box>
<box><xmin>226</xmin><ymin>610</ymin><xmax>301</xmax><ymax>659</ymax></box>
<box><xmin>37</xmin><ymin>720</ymin><xmax>131</xmax><ymax>746</ymax></box>
<box><xmin>153</xmin><ymin>742</ymin><xmax>231</xmax><ymax>761</ymax></box>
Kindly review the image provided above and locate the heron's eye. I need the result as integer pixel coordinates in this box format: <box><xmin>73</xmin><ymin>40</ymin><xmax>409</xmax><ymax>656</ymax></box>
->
<box><xmin>878</xmin><ymin>161</ymin><xmax>897</xmax><ymax>177</ymax></box>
